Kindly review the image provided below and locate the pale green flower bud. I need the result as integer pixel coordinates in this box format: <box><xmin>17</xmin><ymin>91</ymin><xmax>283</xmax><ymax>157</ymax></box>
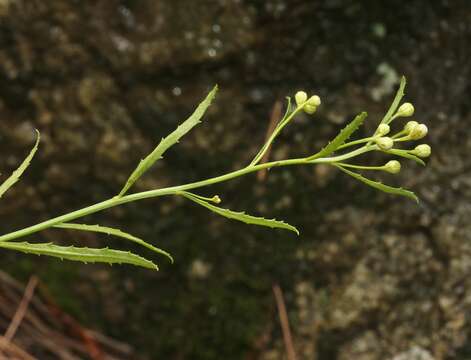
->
<box><xmin>404</xmin><ymin>120</ymin><xmax>419</xmax><ymax>133</ymax></box>
<box><xmin>295</xmin><ymin>91</ymin><xmax>308</xmax><ymax>107</ymax></box>
<box><xmin>411</xmin><ymin>144</ymin><xmax>431</xmax><ymax>158</ymax></box>
<box><xmin>306</xmin><ymin>95</ymin><xmax>321</xmax><ymax>107</ymax></box>
<box><xmin>384</xmin><ymin>160</ymin><xmax>401</xmax><ymax>174</ymax></box>
<box><xmin>409</xmin><ymin>124</ymin><xmax>428</xmax><ymax>140</ymax></box>
<box><xmin>304</xmin><ymin>104</ymin><xmax>317</xmax><ymax>114</ymax></box>
<box><xmin>396</xmin><ymin>102</ymin><xmax>414</xmax><ymax>117</ymax></box>
<box><xmin>212</xmin><ymin>195</ymin><xmax>222</xmax><ymax>204</ymax></box>
<box><xmin>376</xmin><ymin>124</ymin><xmax>390</xmax><ymax>136</ymax></box>
<box><xmin>375</xmin><ymin>137</ymin><xmax>394</xmax><ymax>151</ymax></box>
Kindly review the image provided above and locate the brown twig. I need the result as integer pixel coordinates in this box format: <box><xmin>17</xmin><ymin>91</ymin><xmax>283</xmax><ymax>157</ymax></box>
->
<box><xmin>4</xmin><ymin>276</ymin><xmax>38</xmax><ymax>342</ymax></box>
<box><xmin>272</xmin><ymin>283</ymin><xmax>297</xmax><ymax>360</ymax></box>
<box><xmin>0</xmin><ymin>335</ymin><xmax>37</xmax><ymax>360</ymax></box>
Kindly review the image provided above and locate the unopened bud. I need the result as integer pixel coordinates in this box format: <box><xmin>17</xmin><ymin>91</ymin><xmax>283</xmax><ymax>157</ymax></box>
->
<box><xmin>304</xmin><ymin>104</ymin><xmax>317</xmax><ymax>114</ymax></box>
<box><xmin>396</xmin><ymin>102</ymin><xmax>414</xmax><ymax>117</ymax></box>
<box><xmin>306</xmin><ymin>95</ymin><xmax>321</xmax><ymax>107</ymax></box>
<box><xmin>404</xmin><ymin>120</ymin><xmax>419</xmax><ymax>133</ymax></box>
<box><xmin>412</xmin><ymin>144</ymin><xmax>431</xmax><ymax>158</ymax></box>
<box><xmin>376</xmin><ymin>137</ymin><xmax>394</xmax><ymax>151</ymax></box>
<box><xmin>409</xmin><ymin>124</ymin><xmax>428</xmax><ymax>140</ymax></box>
<box><xmin>212</xmin><ymin>195</ymin><xmax>221</xmax><ymax>204</ymax></box>
<box><xmin>376</xmin><ymin>124</ymin><xmax>390</xmax><ymax>136</ymax></box>
<box><xmin>384</xmin><ymin>160</ymin><xmax>401</xmax><ymax>174</ymax></box>
<box><xmin>295</xmin><ymin>91</ymin><xmax>308</xmax><ymax>107</ymax></box>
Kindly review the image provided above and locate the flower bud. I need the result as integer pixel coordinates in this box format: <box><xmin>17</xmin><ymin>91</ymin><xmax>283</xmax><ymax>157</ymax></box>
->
<box><xmin>412</xmin><ymin>144</ymin><xmax>431</xmax><ymax>158</ymax></box>
<box><xmin>304</xmin><ymin>104</ymin><xmax>317</xmax><ymax>114</ymax></box>
<box><xmin>396</xmin><ymin>102</ymin><xmax>414</xmax><ymax>117</ymax></box>
<box><xmin>384</xmin><ymin>160</ymin><xmax>401</xmax><ymax>174</ymax></box>
<box><xmin>306</xmin><ymin>95</ymin><xmax>321</xmax><ymax>107</ymax></box>
<box><xmin>375</xmin><ymin>137</ymin><xmax>394</xmax><ymax>151</ymax></box>
<box><xmin>404</xmin><ymin>120</ymin><xmax>419</xmax><ymax>133</ymax></box>
<box><xmin>295</xmin><ymin>91</ymin><xmax>308</xmax><ymax>107</ymax></box>
<box><xmin>409</xmin><ymin>124</ymin><xmax>428</xmax><ymax>140</ymax></box>
<box><xmin>376</xmin><ymin>124</ymin><xmax>390</xmax><ymax>136</ymax></box>
<box><xmin>212</xmin><ymin>195</ymin><xmax>221</xmax><ymax>204</ymax></box>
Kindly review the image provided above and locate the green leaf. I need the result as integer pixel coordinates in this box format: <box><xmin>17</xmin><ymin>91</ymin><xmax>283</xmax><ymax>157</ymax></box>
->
<box><xmin>308</xmin><ymin>112</ymin><xmax>367</xmax><ymax>160</ymax></box>
<box><xmin>381</xmin><ymin>76</ymin><xmax>406</xmax><ymax>125</ymax></box>
<box><xmin>119</xmin><ymin>85</ymin><xmax>218</xmax><ymax>196</ymax></box>
<box><xmin>0</xmin><ymin>130</ymin><xmax>40</xmax><ymax>200</ymax></box>
<box><xmin>180</xmin><ymin>192</ymin><xmax>299</xmax><ymax>235</ymax></box>
<box><xmin>385</xmin><ymin>149</ymin><xmax>425</xmax><ymax>166</ymax></box>
<box><xmin>0</xmin><ymin>242</ymin><xmax>158</xmax><ymax>270</ymax></box>
<box><xmin>53</xmin><ymin>223</ymin><xmax>173</xmax><ymax>263</ymax></box>
<box><xmin>335</xmin><ymin>165</ymin><xmax>418</xmax><ymax>202</ymax></box>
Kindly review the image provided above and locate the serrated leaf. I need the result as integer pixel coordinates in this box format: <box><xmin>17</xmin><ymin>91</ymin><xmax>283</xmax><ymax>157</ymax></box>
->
<box><xmin>53</xmin><ymin>223</ymin><xmax>173</xmax><ymax>263</ymax></box>
<box><xmin>385</xmin><ymin>149</ymin><xmax>425</xmax><ymax>166</ymax></box>
<box><xmin>336</xmin><ymin>165</ymin><xmax>418</xmax><ymax>202</ymax></box>
<box><xmin>180</xmin><ymin>192</ymin><xmax>299</xmax><ymax>235</ymax></box>
<box><xmin>0</xmin><ymin>130</ymin><xmax>40</xmax><ymax>199</ymax></box>
<box><xmin>308</xmin><ymin>112</ymin><xmax>367</xmax><ymax>160</ymax></box>
<box><xmin>0</xmin><ymin>242</ymin><xmax>158</xmax><ymax>270</ymax></box>
<box><xmin>119</xmin><ymin>85</ymin><xmax>218</xmax><ymax>196</ymax></box>
<box><xmin>381</xmin><ymin>76</ymin><xmax>406</xmax><ymax>125</ymax></box>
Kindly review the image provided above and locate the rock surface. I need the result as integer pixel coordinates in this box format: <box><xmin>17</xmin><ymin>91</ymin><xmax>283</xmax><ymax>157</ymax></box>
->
<box><xmin>0</xmin><ymin>1</ymin><xmax>469</xmax><ymax>359</ymax></box>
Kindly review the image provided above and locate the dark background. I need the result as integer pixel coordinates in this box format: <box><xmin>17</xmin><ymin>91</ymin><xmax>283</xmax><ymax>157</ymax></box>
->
<box><xmin>0</xmin><ymin>1</ymin><xmax>469</xmax><ymax>359</ymax></box>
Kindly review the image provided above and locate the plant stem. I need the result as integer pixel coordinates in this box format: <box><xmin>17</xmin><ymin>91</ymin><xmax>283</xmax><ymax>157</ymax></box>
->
<box><xmin>337</xmin><ymin>137</ymin><xmax>376</xmax><ymax>150</ymax></box>
<box><xmin>0</xmin><ymin>144</ymin><xmax>375</xmax><ymax>243</ymax></box>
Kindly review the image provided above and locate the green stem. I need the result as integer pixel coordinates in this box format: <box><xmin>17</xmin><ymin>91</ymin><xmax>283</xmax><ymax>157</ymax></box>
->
<box><xmin>0</xmin><ymin>143</ymin><xmax>376</xmax><ymax>243</ymax></box>
<box><xmin>335</xmin><ymin>162</ymin><xmax>384</xmax><ymax>170</ymax></box>
<box><xmin>337</xmin><ymin>137</ymin><xmax>376</xmax><ymax>150</ymax></box>
<box><xmin>250</xmin><ymin>105</ymin><xmax>303</xmax><ymax>166</ymax></box>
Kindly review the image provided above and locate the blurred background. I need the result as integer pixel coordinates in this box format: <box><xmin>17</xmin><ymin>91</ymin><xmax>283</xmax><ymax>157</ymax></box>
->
<box><xmin>0</xmin><ymin>0</ymin><xmax>468</xmax><ymax>359</ymax></box>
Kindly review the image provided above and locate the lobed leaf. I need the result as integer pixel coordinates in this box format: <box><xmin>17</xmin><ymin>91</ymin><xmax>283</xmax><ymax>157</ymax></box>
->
<box><xmin>385</xmin><ymin>149</ymin><xmax>425</xmax><ymax>166</ymax></box>
<box><xmin>0</xmin><ymin>242</ymin><xmax>158</xmax><ymax>270</ymax></box>
<box><xmin>118</xmin><ymin>85</ymin><xmax>218</xmax><ymax>196</ymax></box>
<box><xmin>54</xmin><ymin>223</ymin><xmax>173</xmax><ymax>263</ymax></box>
<box><xmin>381</xmin><ymin>76</ymin><xmax>406</xmax><ymax>125</ymax></box>
<box><xmin>0</xmin><ymin>130</ymin><xmax>40</xmax><ymax>200</ymax></box>
<box><xmin>180</xmin><ymin>192</ymin><xmax>299</xmax><ymax>235</ymax></box>
<box><xmin>308</xmin><ymin>112</ymin><xmax>367</xmax><ymax>160</ymax></box>
<box><xmin>335</xmin><ymin>165</ymin><xmax>418</xmax><ymax>202</ymax></box>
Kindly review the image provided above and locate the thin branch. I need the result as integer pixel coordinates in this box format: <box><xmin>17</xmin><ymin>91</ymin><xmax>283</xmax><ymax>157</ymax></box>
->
<box><xmin>4</xmin><ymin>276</ymin><xmax>38</xmax><ymax>341</ymax></box>
<box><xmin>258</xmin><ymin>100</ymin><xmax>283</xmax><ymax>182</ymax></box>
<box><xmin>272</xmin><ymin>283</ymin><xmax>296</xmax><ymax>360</ymax></box>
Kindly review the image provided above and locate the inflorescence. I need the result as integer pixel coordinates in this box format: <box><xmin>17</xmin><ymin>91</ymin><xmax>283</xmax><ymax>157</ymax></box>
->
<box><xmin>0</xmin><ymin>76</ymin><xmax>431</xmax><ymax>270</ymax></box>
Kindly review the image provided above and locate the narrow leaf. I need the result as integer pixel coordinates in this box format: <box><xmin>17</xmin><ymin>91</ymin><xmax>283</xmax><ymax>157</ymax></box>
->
<box><xmin>0</xmin><ymin>130</ymin><xmax>40</xmax><ymax>199</ymax></box>
<box><xmin>381</xmin><ymin>76</ymin><xmax>406</xmax><ymax>125</ymax></box>
<box><xmin>308</xmin><ymin>112</ymin><xmax>367</xmax><ymax>160</ymax></box>
<box><xmin>180</xmin><ymin>192</ymin><xmax>299</xmax><ymax>235</ymax></box>
<box><xmin>335</xmin><ymin>165</ymin><xmax>418</xmax><ymax>202</ymax></box>
<box><xmin>54</xmin><ymin>223</ymin><xmax>173</xmax><ymax>263</ymax></box>
<box><xmin>385</xmin><ymin>149</ymin><xmax>425</xmax><ymax>166</ymax></box>
<box><xmin>119</xmin><ymin>85</ymin><xmax>218</xmax><ymax>196</ymax></box>
<box><xmin>0</xmin><ymin>242</ymin><xmax>158</xmax><ymax>270</ymax></box>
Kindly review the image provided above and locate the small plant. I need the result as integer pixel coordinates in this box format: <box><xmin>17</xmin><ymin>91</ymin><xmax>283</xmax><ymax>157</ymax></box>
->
<box><xmin>0</xmin><ymin>77</ymin><xmax>431</xmax><ymax>270</ymax></box>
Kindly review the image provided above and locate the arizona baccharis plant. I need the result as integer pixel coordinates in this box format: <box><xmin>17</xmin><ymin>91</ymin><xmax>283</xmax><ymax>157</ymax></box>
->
<box><xmin>0</xmin><ymin>77</ymin><xmax>431</xmax><ymax>270</ymax></box>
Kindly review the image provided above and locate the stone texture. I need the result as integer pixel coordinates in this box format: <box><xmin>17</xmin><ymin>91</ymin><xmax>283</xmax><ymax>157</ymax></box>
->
<box><xmin>0</xmin><ymin>0</ymin><xmax>469</xmax><ymax>359</ymax></box>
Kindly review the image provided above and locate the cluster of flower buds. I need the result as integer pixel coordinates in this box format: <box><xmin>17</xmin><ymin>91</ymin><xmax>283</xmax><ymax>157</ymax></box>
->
<box><xmin>295</xmin><ymin>91</ymin><xmax>321</xmax><ymax>114</ymax></box>
<box><xmin>349</xmin><ymin>99</ymin><xmax>431</xmax><ymax>175</ymax></box>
